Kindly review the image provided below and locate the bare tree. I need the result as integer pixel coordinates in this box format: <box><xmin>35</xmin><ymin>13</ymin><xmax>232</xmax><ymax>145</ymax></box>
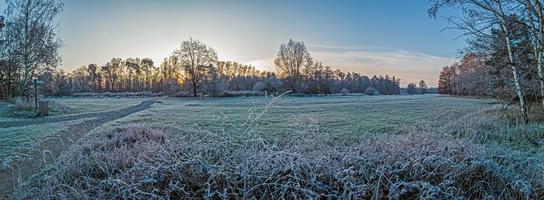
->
<box><xmin>430</xmin><ymin>0</ymin><xmax>529</xmax><ymax>122</ymax></box>
<box><xmin>174</xmin><ymin>38</ymin><xmax>218</xmax><ymax>97</ymax></box>
<box><xmin>418</xmin><ymin>80</ymin><xmax>428</xmax><ymax>94</ymax></box>
<box><xmin>407</xmin><ymin>83</ymin><xmax>418</xmax><ymax>95</ymax></box>
<box><xmin>141</xmin><ymin>58</ymin><xmax>154</xmax><ymax>90</ymax></box>
<box><xmin>522</xmin><ymin>0</ymin><xmax>544</xmax><ymax>109</ymax></box>
<box><xmin>4</xmin><ymin>0</ymin><xmax>63</xmax><ymax>98</ymax></box>
<box><xmin>275</xmin><ymin>39</ymin><xmax>313</xmax><ymax>93</ymax></box>
<box><xmin>87</xmin><ymin>64</ymin><xmax>100</xmax><ymax>92</ymax></box>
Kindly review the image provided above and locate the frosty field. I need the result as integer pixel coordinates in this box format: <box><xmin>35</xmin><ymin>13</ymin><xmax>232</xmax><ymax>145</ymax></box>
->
<box><xmin>110</xmin><ymin>95</ymin><xmax>495</xmax><ymax>137</ymax></box>
<box><xmin>1</xmin><ymin>95</ymin><xmax>543</xmax><ymax>198</ymax></box>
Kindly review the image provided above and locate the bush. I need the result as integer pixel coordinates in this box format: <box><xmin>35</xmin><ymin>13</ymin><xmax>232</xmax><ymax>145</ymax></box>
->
<box><xmin>71</xmin><ymin>92</ymin><xmax>161</xmax><ymax>98</ymax></box>
<box><xmin>340</xmin><ymin>88</ymin><xmax>349</xmax><ymax>95</ymax></box>
<box><xmin>221</xmin><ymin>90</ymin><xmax>263</xmax><ymax>97</ymax></box>
<box><xmin>14</xmin><ymin>97</ymin><xmax>33</xmax><ymax>111</ymax></box>
<box><xmin>252</xmin><ymin>81</ymin><xmax>265</xmax><ymax>92</ymax></box>
<box><xmin>364</xmin><ymin>87</ymin><xmax>380</xmax><ymax>95</ymax></box>
<box><xmin>14</xmin><ymin>123</ymin><xmax>543</xmax><ymax>199</ymax></box>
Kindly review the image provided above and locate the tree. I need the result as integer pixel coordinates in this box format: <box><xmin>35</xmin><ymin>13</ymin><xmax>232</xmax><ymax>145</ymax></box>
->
<box><xmin>141</xmin><ymin>58</ymin><xmax>154</xmax><ymax>90</ymax></box>
<box><xmin>429</xmin><ymin>0</ymin><xmax>530</xmax><ymax>122</ymax></box>
<box><xmin>206</xmin><ymin>65</ymin><xmax>225</xmax><ymax>97</ymax></box>
<box><xmin>87</xmin><ymin>64</ymin><xmax>100</xmax><ymax>92</ymax></box>
<box><xmin>174</xmin><ymin>38</ymin><xmax>218</xmax><ymax>97</ymax></box>
<box><xmin>418</xmin><ymin>80</ymin><xmax>428</xmax><ymax>94</ymax></box>
<box><xmin>275</xmin><ymin>39</ymin><xmax>313</xmax><ymax>93</ymax></box>
<box><xmin>522</xmin><ymin>0</ymin><xmax>544</xmax><ymax>109</ymax></box>
<box><xmin>3</xmin><ymin>0</ymin><xmax>63</xmax><ymax>98</ymax></box>
<box><xmin>407</xmin><ymin>83</ymin><xmax>418</xmax><ymax>95</ymax></box>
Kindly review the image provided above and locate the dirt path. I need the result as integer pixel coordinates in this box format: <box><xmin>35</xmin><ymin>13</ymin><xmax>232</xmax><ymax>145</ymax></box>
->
<box><xmin>0</xmin><ymin>99</ymin><xmax>160</xmax><ymax>198</ymax></box>
<box><xmin>0</xmin><ymin>99</ymin><xmax>159</xmax><ymax>128</ymax></box>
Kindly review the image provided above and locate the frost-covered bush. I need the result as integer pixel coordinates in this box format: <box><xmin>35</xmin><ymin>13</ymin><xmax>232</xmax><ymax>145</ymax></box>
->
<box><xmin>14</xmin><ymin>123</ymin><xmax>543</xmax><ymax>199</ymax></box>
<box><xmin>222</xmin><ymin>90</ymin><xmax>263</xmax><ymax>97</ymax></box>
<box><xmin>252</xmin><ymin>81</ymin><xmax>265</xmax><ymax>92</ymax></box>
<box><xmin>71</xmin><ymin>92</ymin><xmax>161</xmax><ymax>98</ymax></box>
<box><xmin>364</xmin><ymin>87</ymin><xmax>379</xmax><ymax>95</ymax></box>
<box><xmin>340</xmin><ymin>88</ymin><xmax>349</xmax><ymax>95</ymax></box>
<box><xmin>14</xmin><ymin>97</ymin><xmax>33</xmax><ymax>111</ymax></box>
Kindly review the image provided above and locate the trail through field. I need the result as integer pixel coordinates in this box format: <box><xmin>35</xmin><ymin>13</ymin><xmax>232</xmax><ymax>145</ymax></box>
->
<box><xmin>0</xmin><ymin>99</ymin><xmax>159</xmax><ymax>128</ymax></box>
<box><xmin>0</xmin><ymin>99</ymin><xmax>160</xmax><ymax>197</ymax></box>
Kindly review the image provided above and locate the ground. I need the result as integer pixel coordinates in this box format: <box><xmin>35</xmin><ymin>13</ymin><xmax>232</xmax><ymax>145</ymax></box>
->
<box><xmin>110</xmin><ymin>95</ymin><xmax>495</xmax><ymax>136</ymax></box>
<box><xmin>0</xmin><ymin>95</ymin><xmax>536</xmax><ymax>159</ymax></box>
<box><xmin>1</xmin><ymin>95</ymin><xmax>543</xmax><ymax>198</ymax></box>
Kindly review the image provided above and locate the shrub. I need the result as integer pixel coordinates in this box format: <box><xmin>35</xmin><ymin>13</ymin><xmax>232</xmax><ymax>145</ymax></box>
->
<box><xmin>252</xmin><ymin>81</ymin><xmax>265</xmax><ymax>92</ymax></box>
<box><xmin>222</xmin><ymin>90</ymin><xmax>263</xmax><ymax>97</ymax></box>
<box><xmin>340</xmin><ymin>88</ymin><xmax>349</xmax><ymax>95</ymax></box>
<box><xmin>71</xmin><ymin>92</ymin><xmax>161</xmax><ymax>98</ymax></box>
<box><xmin>14</xmin><ymin>124</ymin><xmax>543</xmax><ymax>199</ymax></box>
<box><xmin>364</xmin><ymin>87</ymin><xmax>380</xmax><ymax>95</ymax></box>
<box><xmin>14</xmin><ymin>97</ymin><xmax>33</xmax><ymax>111</ymax></box>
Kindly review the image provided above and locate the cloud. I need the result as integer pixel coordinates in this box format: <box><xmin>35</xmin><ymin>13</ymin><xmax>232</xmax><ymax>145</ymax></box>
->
<box><xmin>307</xmin><ymin>45</ymin><xmax>455</xmax><ymax>86</ymax></box>
<box><xmin>243</xmin><ymin>45</ymin><xmax>455</xmax><ymax>87</ymax></box>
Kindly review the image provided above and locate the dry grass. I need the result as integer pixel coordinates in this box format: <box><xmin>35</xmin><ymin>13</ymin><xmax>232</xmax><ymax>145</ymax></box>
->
<box><xmin>13</xmin><ymin>125</ymin><xmax>543</xmax><ymax>199</ymax></box>
<box><xmin>429</xmin><ymin>106</ymin><xmax>544</xmax><ymax>152</ymax></box>
<box><xmin>10</xmin><ymin>95</ymin><xmax>544</xmax><ymax>199</ymax></box>
<box><xmin>14</xmin><ymin>97</ymin><xmax>33</xmax><ymax>111</ymax></box>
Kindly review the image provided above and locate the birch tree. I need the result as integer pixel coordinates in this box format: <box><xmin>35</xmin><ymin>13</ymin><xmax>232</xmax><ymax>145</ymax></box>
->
<box><xmin>429</xmin><ymin>0</ymin><xmax>529</xmax><ymax>122</ymax></box>
<box><xmin>4</xmin><ymin>0</ymin><xmax>63</xmax><ymax>97</ymax></box>
<box><xmin>522</xmin><ymin>0</ymin><xmax>544</xmax><ymax>109</ymax></box>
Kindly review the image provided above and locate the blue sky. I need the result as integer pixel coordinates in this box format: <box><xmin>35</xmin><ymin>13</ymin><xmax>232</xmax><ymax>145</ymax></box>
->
<box><xmin>1</xmin><ymin>0</ymin><xmax>464</xmax><ymax>86</ymax></box>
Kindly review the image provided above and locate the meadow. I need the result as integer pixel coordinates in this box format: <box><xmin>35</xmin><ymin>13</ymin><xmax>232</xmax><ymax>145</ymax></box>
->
<box><xmin>2</xmin><ymin>95</ymin><xmax>544</xmax><ymax>199</ymax></box>
<box><xmin>110</xmin><ymin>95</ymin><xmax>495</xmax><ymax>137</ymax></box>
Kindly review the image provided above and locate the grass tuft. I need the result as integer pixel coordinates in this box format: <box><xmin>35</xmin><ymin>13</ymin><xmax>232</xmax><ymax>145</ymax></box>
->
<box><xmin>13</xmin><ymin>124</ymin><xmax>543</xmax><ymax>199</ymax></box>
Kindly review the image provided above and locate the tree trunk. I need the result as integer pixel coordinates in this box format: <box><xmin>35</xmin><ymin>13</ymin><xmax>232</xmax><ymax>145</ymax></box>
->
<box><xmin>510</xmin><ymin>63</ymin><xmax>529</xmax><ymax>121</ymax></box>
<box><xmin>538</xmin><ymin>52</ymin><xmax>544</xmax><ymax>109</ymax></box>
<box><xmin>503</xmin><ymin>35</ymin><xmax>528</xmax><ymax>122</ymax></box>
<box><xmin>502</xmin><ymin>23</ymin><xmax>529</xmax><ymax>122</ymax></box>
<box><xmin>193</xmin><ymin>86</ymin><xmax>197</xmax><ymax>97</ymax></box>
<box><xmin>7</xmin><ymin>64</ymin><xmax>11</xmax><ymax>100</ymax></box>
<box><xmin>531</xmin><ymin>0</ymin><xmax>544</xmax><ymax>109</ymax></box>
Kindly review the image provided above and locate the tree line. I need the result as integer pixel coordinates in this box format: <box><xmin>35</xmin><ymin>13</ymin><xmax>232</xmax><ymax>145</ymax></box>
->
<box><xmin>0</xmin><ymin>0</ymin><xmax>403</xmax><ymax>100</ymax></box>
<box><xmin>32</xmin><ymin>39</ymin><xmax>401</xmax><ymax>97</ymax></box>
<box><xmin>430</xmin><ymin>0</ymin><xmax>544</xmax><ymax>122</ymax></box>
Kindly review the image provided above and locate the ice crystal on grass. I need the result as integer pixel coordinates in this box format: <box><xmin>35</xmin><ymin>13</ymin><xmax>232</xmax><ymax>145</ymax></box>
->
<box><xmin>13</xmin><ymin>124</ymin><xmax>543</xmax><ymax>199</ymax></box>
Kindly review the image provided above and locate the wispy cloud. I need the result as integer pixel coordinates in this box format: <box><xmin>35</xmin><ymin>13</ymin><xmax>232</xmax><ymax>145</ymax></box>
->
<box><xmin>308</xmin><ymin>45</ymin><xmax>455</xmax><ymax>86</ymax></box>
<box><xmin>245</xmin><ymin>45</ymin><xmax>455</xmax><ymax>87</ymax></box>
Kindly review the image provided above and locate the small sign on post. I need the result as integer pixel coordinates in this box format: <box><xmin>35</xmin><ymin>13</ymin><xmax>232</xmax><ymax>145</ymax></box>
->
<box><xmin>33</xmin><ymin>77</ymin><xmax>44</xmax><ymax>112</ymax></box>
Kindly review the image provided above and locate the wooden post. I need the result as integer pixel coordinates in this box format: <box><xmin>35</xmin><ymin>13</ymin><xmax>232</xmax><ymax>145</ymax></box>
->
<box><xmin>39</xmin><ymin>101</ymin><xmax>49</xmax><ymax>116</ymax></box>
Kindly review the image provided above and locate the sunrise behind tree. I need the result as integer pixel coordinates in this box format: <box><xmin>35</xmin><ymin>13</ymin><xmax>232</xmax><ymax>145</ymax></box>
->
<box><xmin>0</xmin><ymin>0</ymin><xmax>543</xmax><ymax>199</ymax></box>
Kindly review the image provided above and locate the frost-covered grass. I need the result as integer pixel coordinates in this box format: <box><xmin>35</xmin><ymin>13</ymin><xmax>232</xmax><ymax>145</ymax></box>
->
<box><xmin>0</xmin><ymin>119</ymin><xmax>86</xmax><ymax>159</ymax></box>
<box><xmin>110</xmin><ymin>95</ymin><xmax>496</xmax><ymax>139</ymax></box>
<box><xmin>44</xmin><ymin>97</ymin><xmax>147</xmax><ymax>116</ymax></box>
<box><xmin>0</xmin><ymin>97</ymin><xmax>146</xmax><ymax>121</ymax></box>
<box><xmin>7</xmin><ymin>95</ymin><xmax>544</xmax><ymax>198</ymax></box>
<box><xmin>14</xmin><ymin>120</ymin><xmax>543</xmax><ymax>199</ymax></box>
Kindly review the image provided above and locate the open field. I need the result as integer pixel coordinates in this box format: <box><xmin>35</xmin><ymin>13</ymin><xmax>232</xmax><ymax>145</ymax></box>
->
<box><xmin>2</xmin><ymin>95</ymin><xmax>544</xmax><ymax>198</ymax></box>
<box><xmin>110</xmin><ymin>95</ymin><xmax>497</xmax><ymax>137</ymax></box>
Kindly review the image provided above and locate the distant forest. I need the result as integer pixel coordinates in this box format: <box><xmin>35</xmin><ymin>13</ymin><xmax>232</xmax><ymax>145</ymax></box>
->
<box><xmin>0</xmin><ymin>36</ymin><xmax>406</xmax><ymax>98</ymax></box>
<box><xmin>37</xmin><ymin>39</ymin><xmax>405</xmax><ymax>97</ymax></box>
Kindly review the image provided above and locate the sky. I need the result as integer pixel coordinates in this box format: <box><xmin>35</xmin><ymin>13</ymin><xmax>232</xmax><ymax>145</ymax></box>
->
<box><xmin>0</xmin><ymin>0</ymin><xmax>464</xmax><ymax>86</ymax></box>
